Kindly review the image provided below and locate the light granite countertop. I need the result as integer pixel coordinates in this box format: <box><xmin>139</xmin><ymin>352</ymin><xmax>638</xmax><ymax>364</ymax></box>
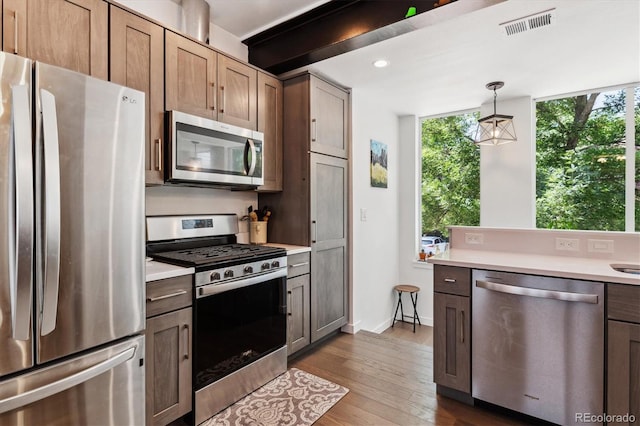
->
<box><xmin>146</xmin><ymin>260</ymin><xmax>194</xmax><ymax>282</ymax></box>
<box><xmin>264</xmin><ymin>243</ymin><xmax>311</xmax><ymax>255</ymax></box>
<box><xmin>428</xmin><ymin>249</ymin><xmax>640</xmax><ymax>286</ymax></box>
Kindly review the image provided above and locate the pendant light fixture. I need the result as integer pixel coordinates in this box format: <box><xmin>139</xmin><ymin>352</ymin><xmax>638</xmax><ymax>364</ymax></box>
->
<box><xmin>473</xmin><ymin>81</ymin><xmax>517</xmax><ymax>146</ymax></box>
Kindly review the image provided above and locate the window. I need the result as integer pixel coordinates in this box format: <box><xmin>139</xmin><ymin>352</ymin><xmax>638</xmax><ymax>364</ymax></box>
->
<box><xmin>536</xmin><ymin>86</ymin><xmax>639</xmax><ymax>232</ymax></box>
<box><xmin>420</xmin><ymin>112</ymin><xmax>480</xmax><ymax>241</ymax></box>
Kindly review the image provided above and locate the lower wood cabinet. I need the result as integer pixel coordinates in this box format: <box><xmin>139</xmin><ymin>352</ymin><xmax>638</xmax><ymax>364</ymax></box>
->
<box><xmin>433</xmin><ymin>265</ymin><xmax>471</xmax><ymax>395</ymax></box>
<box><xmin>286</xmin><ymin>251</ymin><xmax>311</xmax><ymax>355</ymax></box>
<box><xmin>145</xmin><ymin>275</ymin><xmax>193</xmax><ymax>426</ymax></box>
<box><xmin>607</xmin><ymin>283</ymin><xmax>640</xmax><ymax>425</ymax></box>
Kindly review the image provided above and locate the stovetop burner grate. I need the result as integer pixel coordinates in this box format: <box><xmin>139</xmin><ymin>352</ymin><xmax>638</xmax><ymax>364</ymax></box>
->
<box><xmin>151</xmin><ymin>243</ymin><xmax>285</xmax><ymax>268</ymax></box>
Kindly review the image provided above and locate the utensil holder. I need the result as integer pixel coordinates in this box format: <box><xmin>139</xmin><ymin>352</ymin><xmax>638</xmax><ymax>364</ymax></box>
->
<box><xmin>250</xmin><ymin>221</ymin><xmax>267</xmax><ymax>244</ymax></box>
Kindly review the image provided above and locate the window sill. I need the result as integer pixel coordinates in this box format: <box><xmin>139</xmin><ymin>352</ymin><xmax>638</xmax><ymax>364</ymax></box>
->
<box><xmin>412</xmin><ymin>260</ymin><xmax>433</xmax><ymax>270</ymax></box>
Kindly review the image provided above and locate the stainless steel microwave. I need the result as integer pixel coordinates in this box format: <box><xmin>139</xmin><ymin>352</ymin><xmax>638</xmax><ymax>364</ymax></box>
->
<box><xmin>166</xmin><ymin>111</ymin><xmax>264</xmax><ymax>188</ymax></box>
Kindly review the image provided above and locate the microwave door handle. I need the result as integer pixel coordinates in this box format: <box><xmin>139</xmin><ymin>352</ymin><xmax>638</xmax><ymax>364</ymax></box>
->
<box><xmin>39</xmin><ymin>89</ymin><xmax>61</xmax><ymax>336</ymax></box>
<box><xmin>244</xmin><ymin>138</ymin><xmax>257</xmax><ymax>176</ymax></box>
<box><xmin>9</xmin><ymin>84</ymin><xmax>34</xmax><ymax>341</ymax></box>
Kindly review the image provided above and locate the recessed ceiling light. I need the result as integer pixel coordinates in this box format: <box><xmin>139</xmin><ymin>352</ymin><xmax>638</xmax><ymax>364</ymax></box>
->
<box><xmin>372</xmin><ymin>59</ymin><xmax>389</xmax><ymax>68</ymax></box>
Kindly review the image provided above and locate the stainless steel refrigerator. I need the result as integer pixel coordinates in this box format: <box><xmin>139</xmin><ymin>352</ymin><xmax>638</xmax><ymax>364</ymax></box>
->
<box><xmin>0</xmin><ymin>53</ymin><xmax>146</xmax><ymax>425</ymax></box>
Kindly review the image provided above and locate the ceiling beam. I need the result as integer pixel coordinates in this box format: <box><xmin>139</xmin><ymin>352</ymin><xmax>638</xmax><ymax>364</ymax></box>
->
<box><xmin>243</xmin><ymin>0</ymin><xmax>505</xmax><ymax>75</ymax></box>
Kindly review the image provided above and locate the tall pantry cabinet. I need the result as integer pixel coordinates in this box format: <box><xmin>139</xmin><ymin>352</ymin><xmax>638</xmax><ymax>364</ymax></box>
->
<box><xmin>260</xmin><ymin>73</ymin><xmax>350</xmax><ymax>347</ymax></box>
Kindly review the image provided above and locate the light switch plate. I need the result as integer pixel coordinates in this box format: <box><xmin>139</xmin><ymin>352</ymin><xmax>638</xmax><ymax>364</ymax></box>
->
<box><xmin>360</xmin><ymin>208</ymin><xmax>367</xmax><ymax>222</ymax></box>
<box><xmin>587</xmin><ymin>239</ymin><xmax>614</xmax><ymax>253</ymax></box>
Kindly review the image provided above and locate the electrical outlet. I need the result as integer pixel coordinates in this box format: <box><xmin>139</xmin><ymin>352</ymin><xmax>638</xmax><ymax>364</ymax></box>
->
<box><xmin>360</xmin><ymin>208</ymin><xmax>367</xmax><ymax>222</ymax></box>
<box><xmin>587</xmin><ymin>239</ymin><xmax>614</xmax><ymax>253</ymax></box>
<box><xmin>555</xmin><ymin>237</ymin><xmax>580</xmax><ymax>251</ymax></box>
<box><xmin>465</xmin><ymin>233</ymin><xmax>484</xmax><ymax>245</ymax></box>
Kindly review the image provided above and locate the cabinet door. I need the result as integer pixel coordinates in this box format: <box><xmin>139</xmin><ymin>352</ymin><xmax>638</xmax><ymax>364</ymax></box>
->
<box><xmin>310</xmin><ymin>153</ymin><xmax>348</xmax><ymax>342</ymax></box>
<box><xmin>309</xmin><ymin>75</ymin><xmax>349</xmax><ymax>158</ymax></box>
<box><xmin>257</xmin><ymin>72</ymin><xmax>283</xmax><ymax>192</ymax></box>
<box><xmin>27</xmin><ymin>0</ymin><xmax>108</xmax><ymax>79</ymax></box>
<box><xmin>145</xmin><ymin>308</ymin><xmax>192</xmax><ymax>426</ymax></box>
<box><xmin>2</xmin><ymin>0</ymin><xmax>26</xmax><ymax>55</ymax></box>
<box><xmin>608</xmin><ymin>320</ymin><xmax>640</xmax><ymax>425</ymax></box>
<box><xmin>165</xmin><ymin>30</ymin><xmax>216</xmax><ymax>119</ymax></box>
<box><xmin>218</xmin><ymin>55</ymin><xmax>257</xmax><ymax>129</ymax></box>
<box><xmin>288</xmin><ymin>274</ymin><xmax>310</xmax><ymax>354</ymax></box>
<box><xmin>434</xmin><ymin>293</ymin><xmax>470</xmax><ymax>393</ymax></box>
<box><xmin>110</xmin><ymin>6</ymin><xmax>165</xmax><ymax>185</ymax></box>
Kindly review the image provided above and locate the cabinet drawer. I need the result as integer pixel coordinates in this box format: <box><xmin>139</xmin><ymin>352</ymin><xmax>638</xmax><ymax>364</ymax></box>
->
<box><xmin>434</xmin><ymin>265</ymin><xmax>471</xmax><ymax>296</ymax></box>
<box><xmin>287</xmin><ymin>252</ymin><xmax>310</xmax><ymax>278</ymax></box>
<box><xmin>608</xmin><ymin>284</ymin><xmax>640</xmax><ymax>323</ymax></box>
<box><xmin>146</xmin><ymin>275</ymin><xmax>192</xmax><ymax>318</ymax></box>
<box><xmin>433</xmin><ymin>265</ymin><xmax>471</xmax><ymax>296</ymax></box>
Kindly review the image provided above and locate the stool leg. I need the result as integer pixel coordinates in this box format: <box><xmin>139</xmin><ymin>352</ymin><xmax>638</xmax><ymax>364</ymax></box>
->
<box><xmin>392</xmin><ymin>291</ymin><xmax>401</xmax><ymax>327</ymax></box>
<box><xmin>410</xmin><ymin>292</ymin><xmax>421</xmax><ymax>333</ymax></box>
<box><xmin>399</xmin><ymin>292</ymin><xmax>404</xmax><ymax>324</ymax></box>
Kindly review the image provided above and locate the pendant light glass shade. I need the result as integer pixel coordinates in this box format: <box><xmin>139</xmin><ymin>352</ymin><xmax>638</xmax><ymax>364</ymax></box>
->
<box><xmin>474</xmin><ymin>82</ymin><xmax>517</xmax><ymax>146</ymax></box>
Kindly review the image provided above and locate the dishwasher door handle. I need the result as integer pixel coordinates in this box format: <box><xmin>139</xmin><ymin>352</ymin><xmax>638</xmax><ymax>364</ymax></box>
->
<box><xmin>475</xmin><ymin>280</ymin><xmax>599</xmax><ymax>304</ymax></box>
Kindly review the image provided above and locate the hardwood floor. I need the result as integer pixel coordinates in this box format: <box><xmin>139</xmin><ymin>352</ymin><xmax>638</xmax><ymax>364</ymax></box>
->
<box><xmin>289</xmin><ymin>324</ymin><xmax>531</xmax><ymax>426</ymax></box>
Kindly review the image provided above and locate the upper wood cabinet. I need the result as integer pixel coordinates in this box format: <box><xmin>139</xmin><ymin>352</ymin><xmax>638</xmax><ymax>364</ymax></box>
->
<box><xmin>110</xmin><ymin>6</ymin><xmax>165</xmax><ymax>185</ymax></box>
<box><xmin>10</xmin><ymin>0</ymin><xmax>108</xmax><ymax>79</ymax></box>
<box><xmin>165</xmin><ymin>31</ymin><xmax>259</xmax><ymax>130</ymax></box>
<box><xmin>218</xmin><ymin>55</ymin><xmax>257</xmax><ymax>130</ymax></box>
<box><xmin>165</xmin><ymin>30</ymin><xmax>217</xmax><ymax>120</ymax></box>
<box><xmin>309</xmin><ymin>75</ymin><xmax>349</xmax><ymax>158</ymax></box>
<box><xmin>257</xmin><ymin>72</ymin><xmax>283</xmax><ymax>192</ymax></box>
<box><xmin>2</xmin><ymin>0</ymin><xmax>26</xmax><ymax>56</ymax></box>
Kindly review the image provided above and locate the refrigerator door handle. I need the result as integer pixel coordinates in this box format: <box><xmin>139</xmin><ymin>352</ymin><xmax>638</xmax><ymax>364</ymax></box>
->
<box><xmin>9</xmin><ymin>84</ymin><xmax>34</xmax><ymax>341</ymax></box>
<box><xmin>0</xmin><ymin>345</ymin><xmax>137</xmax><ymax>415</ymax></box>
<box><xmin>39</xmin><ymin>89</ymin><xmax>61</xmax><ymax>336</ymax></box>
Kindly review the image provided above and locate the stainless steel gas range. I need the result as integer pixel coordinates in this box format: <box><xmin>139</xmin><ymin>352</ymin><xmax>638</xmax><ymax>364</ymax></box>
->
<box><xmin>146</xmin><ymin>215</ymin><xmax>288</xmax><ymax>424</ymax></box>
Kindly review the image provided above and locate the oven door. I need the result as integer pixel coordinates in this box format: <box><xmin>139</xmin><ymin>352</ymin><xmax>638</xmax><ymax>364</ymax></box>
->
<box><xmin>194</xmin><ymin>269</ymin><xmax>286</xmax><ymax>391</ymax></box>
<box><xmin>167</xmin><ymin>111</ymin><xmax>264</xmax><ymax>187</ymax></box>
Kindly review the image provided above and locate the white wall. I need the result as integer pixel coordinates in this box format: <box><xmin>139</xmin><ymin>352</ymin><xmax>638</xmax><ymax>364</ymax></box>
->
<box><xmin>397</xmin><ymin>116</ymin><xmax>434</xmax><ymax>327</ymax></box>
<box><xmin>146</xmin><ymin>186</ymin><xmax>257</xmax><ymax>243</ymax></box>
<box><xmin>480</xmin><ymin>96</ymin><xmax>535</xmax><ymax>228</ymax></box>
<box><xmin>117</xmin><ymin>1</ymin><xmax>248</xmax><ymax>61</ymax></box>
<box><xmin>349</xmin><ymin>88</ymin><xmax>401</xmax><ymax>333</ymax></box>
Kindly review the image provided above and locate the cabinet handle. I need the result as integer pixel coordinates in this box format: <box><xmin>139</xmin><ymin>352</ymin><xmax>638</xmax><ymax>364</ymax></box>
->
<box><xmin>211</xmin><ymin>82</ymin><xmax>216</xmax><ymax>110</ymax></box>
<box><xmin>460</xmin><ymin>310</ymin><xmax>464</xmax><ymax>343</ymax></box>
<box><xmin>311</xmin><ymin>118</ymin><xmax>317</xmax><ymax>142</ymax></box>
<box><xmin>183</xmin><ymin>324</ymin><xmax>190</xmax><ymax>360</ymax></box>
<box><xmin>311</xmin><ymin>220</ymin><xmax>317</xmax><ymax>244</ymax></box>
<box><xmin>220</xmin><ymin>85</ymin><xmax>225</xmax><ymax>113</ymax></box>
<box><xmin>155</xmin><ymin>139</ymin><xmax>162</xmax><ymax>171</ymax></box>
<box><xmin>13</xmin><ymin>10</ymin><xmax>19</xmax><ymax>54</ymax></box>
<box><xmin>444</xmin><ymin>278</ymin><xmax>456</xmax><ymax>283</ymax></box>
<box><xmin>289</xmin><ymin>262</ymin><xmax>310</xmax><ymax>268</ymax></box>
<box><xmin>146</xmin><ymin>290</ymin><xmax>187</xmax><ymax>302</ymax></box>
<box><xmin>287</xmin><ymin>290</ymin><xmax>292</xmax><ymax>316</ymax></box>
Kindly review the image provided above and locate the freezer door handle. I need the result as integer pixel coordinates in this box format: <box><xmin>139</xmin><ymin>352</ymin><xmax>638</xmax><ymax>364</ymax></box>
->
<box><xmin>9</xmin><ymin>84</ymin><xmax>34</xmax><ymax>341</ymax></box>
<box><xmin>40</xmin><ymin>89</ymin><xmax>62</xmax><ymax>336</ymax></box>
<box><xmin>0</xmin><ymin>345</ymin><xmax>136</xmax><ymax>415</ymax></box>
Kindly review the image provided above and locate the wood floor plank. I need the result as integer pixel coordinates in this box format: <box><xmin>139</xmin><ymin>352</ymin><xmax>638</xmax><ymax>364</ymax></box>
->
<box><xmin>290</xmin><ymin>325</ymin><xmax>530</xmax><ymax>426</ymax></box>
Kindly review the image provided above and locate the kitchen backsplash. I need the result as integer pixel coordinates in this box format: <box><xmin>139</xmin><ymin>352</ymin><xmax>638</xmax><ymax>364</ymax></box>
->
<box><xmin>145</xmin><ymin>186</ymin><xmax>257</xmax><ymax>243</ymax></box>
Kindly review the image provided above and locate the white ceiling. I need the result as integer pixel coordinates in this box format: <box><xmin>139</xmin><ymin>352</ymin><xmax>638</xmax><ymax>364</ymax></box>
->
<box><xmin>209</xmin><ymin>0</ymin><xmax>640</xmax><ymax>118</ymax></box>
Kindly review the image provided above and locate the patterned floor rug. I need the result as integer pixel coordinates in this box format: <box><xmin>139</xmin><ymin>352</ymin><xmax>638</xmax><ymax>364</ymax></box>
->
<box><xmin>200</xmin><ymin>368</ymin><xmax>349</xmax><ymax>426</ymax></box>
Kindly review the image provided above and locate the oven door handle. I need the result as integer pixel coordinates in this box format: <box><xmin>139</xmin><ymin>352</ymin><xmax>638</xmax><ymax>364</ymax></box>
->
<box><xmin>197</xmin><ymin>269</ymin><xmax>287</xmax><ymax>298</ymax></box>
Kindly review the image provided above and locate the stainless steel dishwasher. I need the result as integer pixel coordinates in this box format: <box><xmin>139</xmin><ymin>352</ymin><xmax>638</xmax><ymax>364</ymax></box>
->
<box><xmin>472</xmin><ymin>269</ymin><xmax>604</xmax><ymax>426</ymax></box>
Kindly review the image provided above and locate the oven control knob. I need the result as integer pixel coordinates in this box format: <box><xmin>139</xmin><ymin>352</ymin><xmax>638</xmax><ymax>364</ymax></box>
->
<box><xmin>261</xmin><ymin>262</ymin><xmax>270</xmax><ymax>270</ymax></box>
<box><xmin>244</xmin><ymin>266</ymin><xmax>253</xmax><ymax>274</ymax></box>
<box><xmin>271</xmin><ymin>260</ymin><xmax>280</xmax><ymax>268</ymax></box>
<box><xmin>210</xmin><ymin>272</ymin><xmax>221</xmax><ymax>281</ymax></box>
<box><xmin>224</xmin><ymin>270</ymin><xmax>234</xmax><ymax>278</ymax></box>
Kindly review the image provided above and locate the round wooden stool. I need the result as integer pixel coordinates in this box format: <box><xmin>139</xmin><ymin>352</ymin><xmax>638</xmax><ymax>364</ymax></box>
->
<box><xmin>392</xmin><ymin>284</ymin><xmax>421</xmax><ymax>332</ymax></box>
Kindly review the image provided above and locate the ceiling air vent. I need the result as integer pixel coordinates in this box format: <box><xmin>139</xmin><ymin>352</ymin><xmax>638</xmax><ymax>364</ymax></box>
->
<box><xmin>500</xmin><ymin>8</ymin><xmax>556</xmax><ymax>36</ymax></box>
